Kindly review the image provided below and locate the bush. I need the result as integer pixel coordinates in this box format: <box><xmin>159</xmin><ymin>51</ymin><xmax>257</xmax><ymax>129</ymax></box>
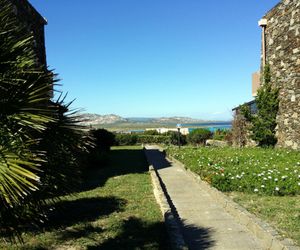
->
<box><xmin>187</xmin><ymin>128</ymin><xmax>212</xmax><ymax>145</ymax></box>
<box><xmin>115</xmin><ymin>134</ymin><xmax>138</xmax><ymax>146</ymax></box>
<box><xmin>168</xmin><ymin>131</ymin><xmax>187</xmax><ymax>146</ymax></box>
<box><xmin>137</xmin><ymin>135</ymin><xmax>170</xmax><ymax>144</ymax></box>
<box><xmin>213</xmin><ymin>129</ymin><xmax>231</xmax><ymax>141</ymax></box>
<box><xmin>241</xmin><ymin>65</ymin><xmax>279</xmax><ymax>147</ymax></box>
<box><xmin>91</xmin><ymin>129</ymin><xmax>115</xmax><ymax>152</ymax></box>
<box><xmin>143</xmin><ymin>130</ymin><xmax>160</xmax><ymax>135</ymax></box>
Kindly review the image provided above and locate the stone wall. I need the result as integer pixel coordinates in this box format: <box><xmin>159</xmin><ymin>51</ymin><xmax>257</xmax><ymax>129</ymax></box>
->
<box><xmin>263</xmin><ymin>0</ymin><xmax>300</xmax><ymax>149</ymax></box>
<box><xmin>9</xmin><ymin>0</ymin><xmax>47</xmax><ymax>67</ymax></box>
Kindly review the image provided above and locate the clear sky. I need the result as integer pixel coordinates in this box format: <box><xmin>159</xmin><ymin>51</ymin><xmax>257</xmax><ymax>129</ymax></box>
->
<box><xmin>30</xmin><ymin>0</ymin><xmax>279</xmax><ymax>120</ymax></box>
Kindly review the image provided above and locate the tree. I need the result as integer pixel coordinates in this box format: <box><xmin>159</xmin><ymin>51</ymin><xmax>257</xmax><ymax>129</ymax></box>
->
<box><xmin>187</xmin><ymin>128</ymin><xmax>212</xmax><ymax>145</ymax></box>
<box><xmin>241</xmin><ymin>64</ymin><xmax>279</xmax><ymax>146</ymax></box>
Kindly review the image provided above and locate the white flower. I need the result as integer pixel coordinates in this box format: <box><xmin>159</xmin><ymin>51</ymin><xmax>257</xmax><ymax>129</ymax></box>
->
<box><xmin>268</xmin><ymin>176</ymin><xmax>272</xmax><ymax>179</ymax></box>
<box><xmin>254</xmin><ymin>188</ymin><xmax>259</xmax><ymax>192</ymax></box>
<box><xmin>285</xmin><ymin>168</ymin><xmax>289</xmax><ymax>170</ymax></box>
<box><xmin>274</xmin><ymin>178</ymin><xmax>278</xmax><ymax>182</ymax></box>
<box><xmin>298</xmin><ymin>182</ymin><xmax>300</xmax><ymax>186</ymax></box>
<box><xmin>275</xmin><ymin>187</ymin><xmax>280</xmax><ymax>191</ymax></box>
<box><xmin>261</xmin><ymin>185</ymin><xmax>265</xmax><ymax>188</ymax></box>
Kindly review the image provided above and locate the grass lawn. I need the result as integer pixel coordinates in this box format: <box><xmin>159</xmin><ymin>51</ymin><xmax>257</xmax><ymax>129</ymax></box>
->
<box><xmin>166</xmin><ymin>145</ymin><xmax>300</xmax><ymax>246</ymax></box>
<box><xmin>229</xmin><ymin>192</ymin><xmax>300</xmax><ymax>245</ymax></box>
<box><xmin>2</xmin><ymin>146</ymin><xmax>169</xmax><ymax>249</ymax></box>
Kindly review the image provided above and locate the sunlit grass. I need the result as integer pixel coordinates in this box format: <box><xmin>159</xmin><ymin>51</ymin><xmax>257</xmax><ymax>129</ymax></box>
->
<box><xmin>2</xmin><ymin>146</ymin><xmax>169</xmax><ymax>249</ymax></box>
<box><xmin>166</xmin><ymin>145</ymin><xmax>300</xmax><ymax>245</ymax></box>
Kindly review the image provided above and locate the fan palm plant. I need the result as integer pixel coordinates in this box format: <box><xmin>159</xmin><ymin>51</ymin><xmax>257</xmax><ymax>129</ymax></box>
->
<box><xmin>0</xmin><ymin>0</ymin><xmax>54</xmax><ymax>208</ymax></box>
<box><xmin>0</xmin><ymin>1</ymin><xmax>92</xmax><ymax>240</ymax></box>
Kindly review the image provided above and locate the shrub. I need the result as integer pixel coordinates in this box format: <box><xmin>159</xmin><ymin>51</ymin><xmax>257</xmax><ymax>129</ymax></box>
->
<box><xmin>136</xmin><ymin>135</ymin><xmax>170</xmax><ymax>144</ymax></box>
<box><xmin>87</xmin><ymin>129</ymin><xmax>115</xmax><ymax>167</ymax></box>
<box><xmin>241</xmin><ymin>65</ymin><xmax>279</xmax><ymax>147</ymax></box>
<box><xmin>143</xmin><ymin>130</ymin><xmax>160</xmax><ymax>135</ymax></box>
<box><xmin>187</xmin><ymin>128</ymin><xmax>212</xmax><ymax>145</ymax></box>
<box><xmin>168</xmin><ymin>131</ymin><xmax>187</xmax><ymax>146</ymax></box>
<box><xmin>213</xmin><ymin>129</ymin><xmax>231</xmax><ymax>141</ymax></box>
<box><xmin>91</xmin><ymin>129</ymin><xmax>115</xmax><ymax>152</ymax></box>
<box><xmin>115</xmin><ymin>134</ymin><xmax>138</xmax><ymax>146</ymax></box>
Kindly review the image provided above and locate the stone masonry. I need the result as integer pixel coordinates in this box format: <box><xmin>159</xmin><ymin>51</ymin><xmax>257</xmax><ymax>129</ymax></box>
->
<box><xmin>8</xmin><ymin>0</ymin><xmax>47</xmax><ymax>67</ymax></box>
<box><xmin>262</xmin><ymin>0</ymin><xmax>300</xmax><ymax>149</ymax></box>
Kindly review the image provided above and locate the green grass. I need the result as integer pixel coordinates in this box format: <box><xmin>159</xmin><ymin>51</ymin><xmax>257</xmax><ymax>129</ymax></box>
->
<box><xmin>229</xmin><ymin>192</ymin><xmax>300</xmax><ymax>245</ymax></box>
<box><xmin>2</xmin><ymin>146</ymin><xmax>169</xmax><ymax>249</ymax></box>
<box><xmin>165</xmin><ymin>145</ymin><xmax>300</xmax><ymax>246</ymax></box>
<box><xmin>166</xmin><ymin>146</ymin><xmax>300</xmax><ymax>195</ymax></box>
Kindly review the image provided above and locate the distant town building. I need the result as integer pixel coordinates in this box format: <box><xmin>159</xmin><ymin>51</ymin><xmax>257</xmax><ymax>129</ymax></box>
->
<box><xmin>146</xmin><ymin>128</ymin><xmax>190</xmax><ymax>135</ymax></box>
<box><xmin>9</xmin><ymin>0</ymin><xmax>47</xmax><ymax>67</ymax></box>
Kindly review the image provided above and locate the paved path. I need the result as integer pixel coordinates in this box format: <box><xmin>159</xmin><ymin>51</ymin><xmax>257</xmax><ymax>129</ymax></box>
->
<box><xmin>145</xmin><ymin>145</ymin><xmax>264</xmax><ymax>250</ymax></box>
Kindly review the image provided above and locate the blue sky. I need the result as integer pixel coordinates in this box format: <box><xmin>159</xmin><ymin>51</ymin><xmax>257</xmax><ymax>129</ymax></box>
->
<box><xmin>30</xmin><ymin>0</ymin><xmax>279</xmax><ymax>120</ymax></box>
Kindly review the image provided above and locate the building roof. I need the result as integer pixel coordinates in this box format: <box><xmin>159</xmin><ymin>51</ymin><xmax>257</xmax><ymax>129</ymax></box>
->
<box><xmin>232</xmin><ymin>100</ymin><xmax>256</xmax><ymax>111</ymax></box>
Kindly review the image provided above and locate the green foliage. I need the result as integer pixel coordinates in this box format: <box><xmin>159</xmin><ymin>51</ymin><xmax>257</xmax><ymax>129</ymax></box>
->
<box><xmin>91</xmin><ymin>129</ymin><xmax>115</xmax><ymax>152</ymax></box>
<box><xmin>115</xmin><ymin>134</ymin><xmax>138</xmax><ymax>146</ymax></box>
<box><xmin>168</xmin><ymin>131</ymin><xmax>187</xmax><ymax>146</ymax></box>
<box><xmin>136</xmin><ymin>135</ymin><xmax>170</xmax><ymax>144</ymax></box>
<box><xmin>0</xmin><ymin>1</ymin><xmax>53</xmax><ymax>209</ymax></box>
<box><xmin>143</xmin><ymin>130</ymin><xmax>160</xmax><ymax>135</ymax></box>
<box><xmin>167</xmin><ymin>146</ymin><xmax>300</xmax><ymax>196</ymax></box>
<box><xmin>88</xmin><ymin>129</ymin><xmax>115</xmax><ymax>166</ymax></box>
<box><xmin>213</xmin><ymin>129</ymin><xmax>231</xmax><ymax>141</ymax></box>
<box><xmin>0</xmin><ymin>1</ymin><xmax>91</xmax><ymax>240</ymax></box>
<box><xmin>241</xmin><ymin>65</ymin><xmax>279</xmax><ymax>146</ymax></box>
<box><xmin>187</xmin><ymin>128</ymin><xmax>212</xmax><ymax>145</ymax></box>
<box><xmin>0</xmin><ymin>147</ymin><xmax>169</xmax><ymax>249</ymax></box>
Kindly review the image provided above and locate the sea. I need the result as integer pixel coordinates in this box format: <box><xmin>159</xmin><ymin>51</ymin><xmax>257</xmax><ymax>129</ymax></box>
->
<box><xmin>184</xmin><ymin>122</ymin><xmax>232</xmax><ymax>133</ymax></box>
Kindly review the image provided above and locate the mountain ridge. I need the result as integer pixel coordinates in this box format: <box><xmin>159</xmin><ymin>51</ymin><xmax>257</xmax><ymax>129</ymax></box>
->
<box><xmin>78</xmin><ymin>113</ymin><xmax>229</xmax><ymax>126</ymax></box>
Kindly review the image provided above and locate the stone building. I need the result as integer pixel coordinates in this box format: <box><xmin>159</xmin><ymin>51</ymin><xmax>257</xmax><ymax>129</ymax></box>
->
<box><xmin>259</xmin><ymin>0</ymin><xmax>300</xmax><ymax>149</ymax></box>
<box><xmin>233</xmin><ymin>0</ymin><xmax>300</xmax><ymax>149</ymax></box>
<box><xmin>8</xmin><ymin>0</ymin><xmax>47</xmax><ymax>67</ymax></box>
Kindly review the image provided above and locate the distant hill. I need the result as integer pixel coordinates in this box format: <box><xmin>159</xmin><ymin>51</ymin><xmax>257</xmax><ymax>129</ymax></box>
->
<box><xmin>78</xmin><ymin>113</ymin><xmax>215</xmax><ymax>126</ymax></box>
<box><xmin>78</xmin><ymin>114</ymin><xmax>127</xmax><ymax>126</ymax></box>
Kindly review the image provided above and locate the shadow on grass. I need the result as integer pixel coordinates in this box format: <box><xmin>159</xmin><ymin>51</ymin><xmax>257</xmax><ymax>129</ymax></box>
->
<box><xmin>42</xmin><ymin>196</ymin><xmax>126</xmax><ymax>231</ymax></box>
<box><xmin>87</xmin><ymin>216</ymin><xmax>170</xmax><ymax>250</ymax></box>
<box><xmin>81</xmin><ymin>148</ymin><xmax>149</xmax><ymax>191</ymax></box>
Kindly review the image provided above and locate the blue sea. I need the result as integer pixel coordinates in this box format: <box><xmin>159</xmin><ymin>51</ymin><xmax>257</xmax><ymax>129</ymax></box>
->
<box><xmin>185</xmin><ymin>122</ymin><xmax>232</xmax><ymax>133</ymax></box>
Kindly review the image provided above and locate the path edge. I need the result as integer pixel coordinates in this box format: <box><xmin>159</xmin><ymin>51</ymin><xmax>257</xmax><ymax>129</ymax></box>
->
<box><xmin>161</xmin><ymin>146</ymin><xmax>299</xmax><ymax>250</ymax></box>
<box><xmin>143</xmin><ymin>147</ymin><xmax>188</xmax><ymax>250</ymax></box>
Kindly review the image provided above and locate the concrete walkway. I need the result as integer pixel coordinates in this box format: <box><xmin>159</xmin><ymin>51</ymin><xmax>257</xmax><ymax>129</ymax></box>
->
<box><xmin>145</xmin><ymin>145</ymin><xmax>264</xmax><ymax>250</ymax></box>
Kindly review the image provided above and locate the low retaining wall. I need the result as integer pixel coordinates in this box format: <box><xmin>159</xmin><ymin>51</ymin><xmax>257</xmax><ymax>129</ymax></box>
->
<box><xmin>143</xmin><ymin>148</ymin><xmax>188</xmax><ymax>250</ymax></box>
